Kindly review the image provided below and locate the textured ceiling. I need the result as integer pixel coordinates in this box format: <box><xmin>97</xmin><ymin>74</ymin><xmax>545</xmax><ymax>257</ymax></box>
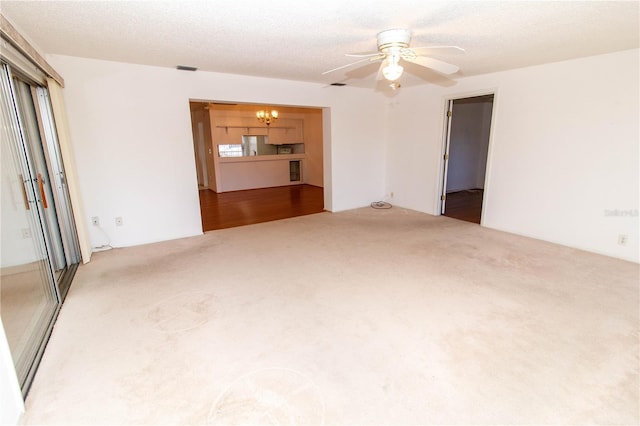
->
<box><xmin>1</xmin><ymin>0</ymin><xmax>638</xmax><ymax>89</ymax></box>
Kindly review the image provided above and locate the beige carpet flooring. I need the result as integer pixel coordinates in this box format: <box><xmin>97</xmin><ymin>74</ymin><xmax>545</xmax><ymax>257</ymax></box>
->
<box><xmin>20</xmin><ymin>207</ymin><xmax>639</xmax><ymax>425</ymax></box>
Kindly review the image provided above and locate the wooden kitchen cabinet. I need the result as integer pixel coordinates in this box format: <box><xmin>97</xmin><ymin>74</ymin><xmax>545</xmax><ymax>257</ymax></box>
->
<box><xmin>266</xmin><ymin>118</ymin><xmax>304</xmax><ymax>144</ymax></box>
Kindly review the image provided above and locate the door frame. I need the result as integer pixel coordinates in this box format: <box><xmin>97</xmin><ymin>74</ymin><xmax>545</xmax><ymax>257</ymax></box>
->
<box><xmin>436</xmin><ymin>89</ymin><xmax>498</xmax><ymax>226</ymax></box>
<box><xmin>189</xmin><ymin>106</ymin><xmax>212</xmax><ymax>189</ymax></box>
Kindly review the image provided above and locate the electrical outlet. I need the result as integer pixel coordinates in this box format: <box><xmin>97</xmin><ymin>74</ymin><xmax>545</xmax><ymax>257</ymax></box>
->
<box><xmin>21</xmin><ymin>228</ymin><xmax>31</xmax><ymax>238</ymax></box>
<box><xmin>115</xmin><ymin>217</ymin><xmax>123</xmax><ymax>227</ymax></box>
<box><xmin>390</xmin><ymin>192</ymin><xmax>394</xmax><ymax>198</ymax></box>
<box><xmin>91</xmin><ymin>216</ymin><xmax>100</xmax><ymax>226</ymax></box>
<box><xmin>618</xmin><ymin>234</ymin><xmax>628</xmax><ymax>246</ymax></box>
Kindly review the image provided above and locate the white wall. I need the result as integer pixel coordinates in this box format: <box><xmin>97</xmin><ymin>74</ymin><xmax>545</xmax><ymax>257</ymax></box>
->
<box><xmin>387</xmin><ymin>49</ymin><xmax>639</xmax><ymax>262</ymax></box>
<box><xmin>327</xmin><ymin>88</ymin><xmax>387</xmax><ymax>210</ymax></box>
<box><xmin>47</xmin><ymin>55</ymin><xmax>388</xmax><ymax>248</ymax></box>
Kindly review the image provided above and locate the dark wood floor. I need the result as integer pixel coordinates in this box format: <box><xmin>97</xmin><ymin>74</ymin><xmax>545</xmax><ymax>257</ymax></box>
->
<box><xmin>199</xmin><ymin>184</ymin><xmax>325</xmax><ymax>231</ymax></box>
<box><xmin>443</xmin><ymin>189</ymin><xmax>484</xmax><ymax>224</ymax></box>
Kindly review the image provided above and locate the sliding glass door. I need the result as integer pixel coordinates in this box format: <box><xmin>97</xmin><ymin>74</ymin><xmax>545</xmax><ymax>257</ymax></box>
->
<box><xmin>0</xmin><ymin>61</ymin><xmax>79</xmax><ymax>393</ymax></box>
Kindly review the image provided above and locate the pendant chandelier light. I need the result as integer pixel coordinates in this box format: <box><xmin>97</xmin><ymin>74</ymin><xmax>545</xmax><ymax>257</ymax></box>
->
<box><xmin>256</xmin><ymin>107</ymin><xmax>279</xmax><ymax>125</ymax></box>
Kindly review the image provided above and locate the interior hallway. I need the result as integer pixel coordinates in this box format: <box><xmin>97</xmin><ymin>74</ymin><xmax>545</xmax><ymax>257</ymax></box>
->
<box><xmin>443</xmin><ymin>189</ymin><xmax>484</xmax><ymax>224</ymax></box>
<box><xmin>199</xmin><ymin>184</ymin><xmax>325</xmax><ymax>231</ymax></box>
<box><xmin>21</xmin><ymin>208</ymin><xmax>639</xmax><ymax>424</ymax></box>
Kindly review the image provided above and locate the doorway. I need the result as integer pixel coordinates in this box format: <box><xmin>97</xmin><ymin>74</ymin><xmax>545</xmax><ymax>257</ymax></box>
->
<box><xmin>189</xmin><ymin>102</ymin><xmax>325</xmax><ymax>231</ymax></box>
<box><xmin>440</xmin><ymin>94</ymin><xmax>494</xmax><ymax>224</ymax></box>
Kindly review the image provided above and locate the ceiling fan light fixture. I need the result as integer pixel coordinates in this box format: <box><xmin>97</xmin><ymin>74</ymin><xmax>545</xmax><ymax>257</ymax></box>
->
<box><xmin>377</xmin><ymin>29</ymin><xmax>411</xmax><ymax>51</ymax></box>
<box><xmin>322</xmin><ymin>27</ymin><xmax>462</xmax><ymax>88</ymax></box>
<box><xmin>382</xmin><ymin>62</ymin><xmax>403</xmax><ymax>81</ymax></box>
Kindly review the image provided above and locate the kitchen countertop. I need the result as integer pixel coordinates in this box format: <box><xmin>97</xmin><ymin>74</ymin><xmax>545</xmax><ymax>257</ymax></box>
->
<box><xmin>218</xmin><ymin>153</ymin><xmax>306</xmax><ymax>163</ymax></box>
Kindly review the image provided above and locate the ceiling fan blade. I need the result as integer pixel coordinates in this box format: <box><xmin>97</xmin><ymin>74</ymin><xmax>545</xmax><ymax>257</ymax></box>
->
<box><xmin>322</xmin><ymin>57</ymin><xmax>376</xmax><ymax>75</ymax></box>
<box><xmin>403</xmin><ymin>55</ymin><xmax>459</xmax><ymax>75</ymax></box>
<box><xmin>409</xmin><ymin>46</ymin><xmax>465</xmax><ymax>54</ymax></box>
<box><xmin>345</xmin><ymin>51</ymin><xmax>383</xmax><ymax>58</ymax></box>
<box><xmin>376</xmin><ymin>58</ymin><xmax>389</xmax><ymax>81</ymax></box>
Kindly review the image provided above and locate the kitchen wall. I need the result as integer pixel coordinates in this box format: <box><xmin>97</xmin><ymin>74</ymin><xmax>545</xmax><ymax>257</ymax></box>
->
<box><xmin>386</xmin><ymin>49</ymin><xmax>639</xmax><ymax>262</ymax></box>
<box><xmin>47</xmin><ymin>54</ymin><xmax>388</xmax><ymax>248</ymax></box>
<box><xmin>206</xmin><ymin>104</ymin><xmax>323</xmax><ymax>192</ymax></box>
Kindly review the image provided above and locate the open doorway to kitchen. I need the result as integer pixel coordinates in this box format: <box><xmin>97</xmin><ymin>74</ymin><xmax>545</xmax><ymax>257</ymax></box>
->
<box><xmin>440</xmin><ymin>94</ymin><xmax>494</xmax><ymax>224</ymax></box>
<box><xmin>189</xmin><ymin>102</ymin><xmax>325</xmax><ymax>231</ymax></box>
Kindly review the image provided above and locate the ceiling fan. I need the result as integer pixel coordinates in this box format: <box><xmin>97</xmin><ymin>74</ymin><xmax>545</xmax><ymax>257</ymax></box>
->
<box><xmin>323</xmin><ymin>29</ymin><xmax>464</xmax><ymax>88</ymax></box>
